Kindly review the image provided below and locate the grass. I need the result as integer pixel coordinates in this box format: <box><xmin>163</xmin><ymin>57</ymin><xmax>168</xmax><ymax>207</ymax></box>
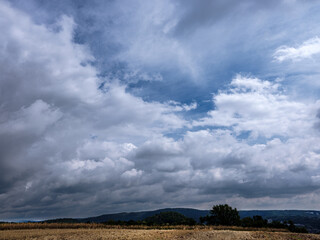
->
<box><xmin>0</xmin><ymin>222</ymin><xmax>289</xmax><ymax>232</ymax></box>
<box><xmin>2</xmin><ymin>223</ymin><xmax>319</xmax><ymax>240</ymax></box>
<box><xmin>1</xmin><ymin>228</ymin><xmax>320</xmax><ymax>240</ymax></box>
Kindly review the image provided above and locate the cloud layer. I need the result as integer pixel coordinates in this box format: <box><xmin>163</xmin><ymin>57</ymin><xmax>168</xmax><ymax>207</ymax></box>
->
<box><xmin>1</xmin><ymin>0</ymin><xmax>320</xmax><ymax>220</ymax></box>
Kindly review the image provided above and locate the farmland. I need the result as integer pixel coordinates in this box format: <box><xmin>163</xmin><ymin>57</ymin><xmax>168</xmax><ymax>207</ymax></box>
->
<box><xmin>1</xmin><ymin>225</ymin><xmax>320</xmax><ymax>240</ymax></box>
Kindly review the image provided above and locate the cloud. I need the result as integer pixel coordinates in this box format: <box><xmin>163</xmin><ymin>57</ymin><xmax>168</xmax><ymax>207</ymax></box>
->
<box><xmin>194</xmin><ymin>75</ymin><xmax>319</xmax><ymax>138</ymax></box>
<box><xmin>173</xmin><ymin>0</ymin><xmax>282</xmax><ymax>36</ymax></box>
<box><xmin>1</xmin><ymin>0</ymin><xmax>320</xmax><ymax>220</ymax></box>
<box><xmin>0</xmin><ymin>1</ymin><xmax>188</xmax><ymax>218</ymax></box>
<box><xmin>274</xmin><ymin>37</ymin><xmax>320</xmax><ymax>62</ymax></box>
<box><xmin>127</xmin><ymin>73</ymin><xmax>320</xmax><ymax>201</ymax></box>
<box><xmin>0</xmin><ymin>100</ymin><xmax>62</xmax><ymax>136</ymax></box>
<box><xmin>9</xmin><ymin>0</ymin><xmax>320</xmax><ymax>103</ymax></box>
<box><xmin>127</xmin><ymin>126</ymin><xmax>320</xmax><ymax>201</ymax></box>
<box><xmin>315</xmin><ymin>109</ymin><xmax>320</xmax><ymax>130</ymax></box>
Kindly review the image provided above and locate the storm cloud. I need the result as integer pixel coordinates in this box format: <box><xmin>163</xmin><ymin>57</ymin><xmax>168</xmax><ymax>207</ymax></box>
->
<box><xmin>1</xmin><ymin>0</ymin><xmax>320</xmax><ymax>220</ymax></box>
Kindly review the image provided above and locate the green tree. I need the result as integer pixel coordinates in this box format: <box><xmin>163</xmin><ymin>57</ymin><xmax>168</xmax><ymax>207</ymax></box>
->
<box><xmin>202</xmin><ymin>204</ymin><xmax>240</xmax><ymax>226</ymax></box>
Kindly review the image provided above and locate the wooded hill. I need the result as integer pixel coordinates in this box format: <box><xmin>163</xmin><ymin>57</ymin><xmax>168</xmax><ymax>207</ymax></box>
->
<box><xmin>41</xmin><ymin>208</ymin><xmax>320</xmax><ymax>233</ymax></box>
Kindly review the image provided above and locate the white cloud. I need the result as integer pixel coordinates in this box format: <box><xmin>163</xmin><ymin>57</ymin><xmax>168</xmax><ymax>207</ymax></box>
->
<box><xmin>274</xmin><ymin>37</ymin><xmax>320</xmax><ymax>62</ymax></box>
<box><xmin>194</xmin><ymin>75</ymin><xmax>319</xmax><ymax>138</ymax></box>
<box><xmin>166</xmin><ymin>100</ymin><xmax>197</xmax><ymax>112</ymax></box>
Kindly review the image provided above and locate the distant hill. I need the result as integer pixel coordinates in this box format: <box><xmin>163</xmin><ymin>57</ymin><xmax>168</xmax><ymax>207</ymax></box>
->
<box><xmin>45</xmin><ymin>218</ymin><xmax>80</xmax><ymax>223</ymax></box>
<box><xmin>239</xmin><ymin>210</ymin><xmax>320</xmax><ymax>233</ymax></box>
<box><xmin>45</xmin><ymin>208</ymin><xmax>320</xmax><ymax>233</ymax></box>
<box><xmin>78</xmin><ymin>208</ymin><xmax>209</xmax><ymax>223</ymax></box>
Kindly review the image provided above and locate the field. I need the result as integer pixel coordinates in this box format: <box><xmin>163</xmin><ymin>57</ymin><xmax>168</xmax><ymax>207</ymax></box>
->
<box><xmin>1</xmin><ymin>226</ymin><xmax>320</xmax><ymax>240</ymax></box>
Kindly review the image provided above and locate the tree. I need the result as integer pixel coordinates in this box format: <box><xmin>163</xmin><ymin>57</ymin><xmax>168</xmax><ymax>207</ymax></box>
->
<box><xmin>202</xmin><ymin>204</ymin><xmax>240</xmax><ymax>226</ymax></box>
<box><xmin>287</xmin><ymin>220</ymin><xmax>308</xmax><ymax>233</ymax></box>
<box><xmin>252</xmin><ymin>215</ymin><xmax>267</xmax><ymax>228</ymax></box>
<box><xmin>241</xmin><ymin>217</ymin><xmax>254</xmax><ymax>227</ymax></box>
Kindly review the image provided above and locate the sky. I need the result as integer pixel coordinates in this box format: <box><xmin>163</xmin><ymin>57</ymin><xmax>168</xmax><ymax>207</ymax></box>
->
<box><xmin>1</xmin><ymin>0</ymin><xmax>320</xmax><ymax>220</ymax></box>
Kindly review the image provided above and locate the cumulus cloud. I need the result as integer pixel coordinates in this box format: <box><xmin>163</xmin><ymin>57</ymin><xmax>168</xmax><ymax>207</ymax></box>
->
<box><xmin>125</xmin><ymin>74</ymin><xmax>320</xmax><ymax>207</ymax></box>
<box><xmin>1</xmin><ymin>0</ymin><xmax>320</xmax><ymax>220</ymax></box>
<box><xmin>0</xmin><ymin>1</ymin><xmax>187</xmax><ymax>219</ymax></box>
<box><xmin>194</xmin><ymin>75</ymin><xmax>319</xmax><ymax>138</ymax></box>
<box><xmin>274</xmin><ymin>37</ymin><xmax>320</xmax><ymax>62</ymax></box>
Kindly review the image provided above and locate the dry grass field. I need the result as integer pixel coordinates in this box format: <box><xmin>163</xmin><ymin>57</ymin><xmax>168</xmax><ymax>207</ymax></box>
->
<box><xmin>1</xmin><ymin>228</ymin><xmax>320</xmax><ymax>240</ymax></box>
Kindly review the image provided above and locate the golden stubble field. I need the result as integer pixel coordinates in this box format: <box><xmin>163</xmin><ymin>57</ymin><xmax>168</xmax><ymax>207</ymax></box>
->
<box><xmin>1</xmin><ymin>228</ymin><xmax>320</xmax><ymax>240</ymax></box>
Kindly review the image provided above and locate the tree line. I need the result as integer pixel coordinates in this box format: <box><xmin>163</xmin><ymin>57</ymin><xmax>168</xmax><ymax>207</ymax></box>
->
<box><xmin>200</xmin><ymin>204</ymin><xmax>307</xmax><ymax>233</ymax></box>
<box><xmin>101</xmin><ymin>204</ymin><xmax>308</xmax><ymax>233</ymax></box>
